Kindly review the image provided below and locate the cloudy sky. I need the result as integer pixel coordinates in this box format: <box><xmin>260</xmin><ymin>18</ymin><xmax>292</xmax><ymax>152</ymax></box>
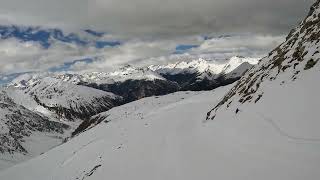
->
<box><xmin>0</xmin><ymin>0</ymin><xmax>315</xmax><ymax>81</ymax></box>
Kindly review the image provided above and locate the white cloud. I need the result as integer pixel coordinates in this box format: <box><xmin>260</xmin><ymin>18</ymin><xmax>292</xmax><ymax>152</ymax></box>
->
<box><xmin>68</xmin><ymin>34</ymin><xmax>285</xmax><ymax>72</ymax></box>
<box><xmin>0</xmin><ymin>32</ymin><xmax>286</xmax><ymax>77</ymax></box>
<box><xmin>0</xmin><ymin>0</ymin><xmax>314</xmax><ymax>37</ymax></box>
<box><xmin>0</xmin><ymin>38</ymin><xmax>100</xmax><ymax>74</ymax></box>
<box><xmin>0</xmin><ymin>0</ymin><xmax>315</xmax><ymax>80</ymax></box>
<box><xmin>190</xmin><ymin>34</ymin><xmax>285</xmax><ymax>58</ymax></box>
<box><xmin>69</xmin><ymin>39</ymin><xmax>180</xmax><ymax>72</ymax></box>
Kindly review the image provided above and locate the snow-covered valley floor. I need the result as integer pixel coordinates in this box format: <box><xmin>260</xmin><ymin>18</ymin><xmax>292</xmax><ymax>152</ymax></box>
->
<box><xmin>0</xmin><ymin>84</ymin><xmax>319</xmax><ymax>180</ymax></box>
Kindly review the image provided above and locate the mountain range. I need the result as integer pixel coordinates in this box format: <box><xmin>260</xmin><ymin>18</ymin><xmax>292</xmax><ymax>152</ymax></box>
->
<box><xmin>0</xmin><ymin>55</ymin><xmax>257</xmax><ymax>169</ymax></box>
<box><xmin>0</xmin><ymin>0</ymin><xmax>319</xmax><ymax>179</ymax></box>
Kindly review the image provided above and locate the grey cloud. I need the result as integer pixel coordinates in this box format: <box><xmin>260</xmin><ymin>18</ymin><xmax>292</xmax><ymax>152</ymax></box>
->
<box><xmin>0</xmin><ymin>0</ymin><xmax>315</xmax><ymax>77</ymax></box>
<box><xmin>0</xmin><ymin>38</ymin><xmax>100</xmax><ymax>74</ymax></box>
<box><xmin>68</xmin><ymin>34</ymin><xmax>284</xmax><ymax>73</ymax></box>
<box><xmin>0</xmin><ymin>0</ymin><xmax>314</xmax><ymax>37</ymax></box>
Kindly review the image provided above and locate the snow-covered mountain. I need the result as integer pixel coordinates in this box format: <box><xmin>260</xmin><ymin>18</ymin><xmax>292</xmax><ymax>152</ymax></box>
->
<box><xmin>0</xmin><ymin>1</ymin><xmax>319</xmax><ymax>179</ymax></box>
<box><xmin>7</xmin><ymin>75</ymin><xmax>122</xmax><ymax>120</ymax></box>
<box><xmin>0</xmin><ymin>55</ymin><xmax>256</xmax><ymax>165</ymax></box>
<box><xmin>0</xmin><ymin>85</ymin><xmax>235</xmax><ymax>180</ymax></box>
<box><xmin>207</xmin><ymin>0</ymin><xmax>320</xmax><ymax>120</ymax></box>
<box><xmin>149</xmin><ymin>56</ymin><xmax>259</xmax><ymax>76</ymax></box>
<box><xmin>0</xmin><ymin>75</ymin><xmax>122</xmax><ymax>169</ymax></box>
<box><xmin>149</xmin><ymin>56</ymin><xmax>259</xmax><ymax>91</ymax></box>
<box><xmin>0</xmin><ymin>91</ymin><xmax>70</xmax><ymax>170</ymax></box>
<box><xmin>8</xmin><ymin>56</ymin><xmax>256</xmax><ymax>102</ymax></box>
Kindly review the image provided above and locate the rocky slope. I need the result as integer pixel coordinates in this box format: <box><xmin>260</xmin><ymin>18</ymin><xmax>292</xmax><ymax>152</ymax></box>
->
<box><xmin>207</xmin><ymin>0</ymin><xmax>320</xmax><ymax>120</ymax></box>
<box><xmin>0</xmin><ymin>91</ymin><xmax>70</xmax><ymax>169</ymax></box>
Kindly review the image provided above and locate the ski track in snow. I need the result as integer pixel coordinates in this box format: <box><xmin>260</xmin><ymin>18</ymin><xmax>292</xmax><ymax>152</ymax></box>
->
<box><xmin>233</xmin><ymin>110</ymin><xmax>320</xmax><ymax>143</ymax></box>
<box><xmin>51</xmin><ymin>138</ymin><xmax>105</xmax><ymax>180</ymax></box>
<box><xmin>61</xmin><ymin>138</ymin><xmax>104</xmax><ymax>167</ymax></box>
<box><xmin>255</xmin><ymin>112</ymin><xmax>320</xmax><ymax>142</ymax></box>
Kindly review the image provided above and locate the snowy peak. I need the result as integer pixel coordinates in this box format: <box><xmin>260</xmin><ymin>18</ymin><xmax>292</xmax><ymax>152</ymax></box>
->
<box><xmin>149</xmin><ymin>58</ymin><xmax>212</xmax><ymax>74</ymax></box>
<box><xmin>37</xmin><ymin>66</ymin><xmax>164</xmax><ymax>86</ymax></box>
<box><xmin>221</xmin><ymin>56</ymin><xmax>259</xmax><ymax>74</ymax></box>
<box><xmin>10</xmin><ymin>56</ymin><xmax>258</xmax><ymax>88</ymax></box>
<box><xmin>149</xmin><ymin>56</ymin><xmax>259</xmax><ymax>76</ymax></box>
<box><xmin>149</xmin><ymin>58</ymin><xmax>209</xmax><ymax>74</ymax></box>
<box><xmin>88</xmin><ymin>66</ymin><xmax>165</xmax><ymax>84</ymax></box>
<box><xmin>7</xmin><ymin>56</ymin><xmax>258</xmax><ymax>103</ymax></box>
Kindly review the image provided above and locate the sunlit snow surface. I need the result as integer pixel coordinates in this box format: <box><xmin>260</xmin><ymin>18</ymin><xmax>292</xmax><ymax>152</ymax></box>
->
<box><xmin>0</xmin><ymin>82</ymin><xmax>319</xmax><ymax>180</ymax></box>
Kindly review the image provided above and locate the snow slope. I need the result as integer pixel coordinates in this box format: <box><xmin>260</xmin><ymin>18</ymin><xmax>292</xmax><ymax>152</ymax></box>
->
<box><xmin>0</xmin><ymin>91</ymin><xmax>69</xmax><ymax>170</ymax></box>
<box><xmin>0</xmin><ymin>71</ymin><xmax>122</xmax><ymax>170</ymax></box>
<box><xmin>207</xmin><ymin>0</ymin><xmax>320</xmax><ymax>129</ymax></box>
<box><xmin>0</xmin><ymin>82</ymin><xmax>319</xmax><ymax>180</ymax></box>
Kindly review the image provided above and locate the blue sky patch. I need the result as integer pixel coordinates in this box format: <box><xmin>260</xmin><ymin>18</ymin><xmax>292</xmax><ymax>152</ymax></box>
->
<box><xmin>0</xmin><ymin>25</ymin><xmax>120</xmax><ymax>49</ymax></box>
<box><xmin>49</xmin><ymin>58</ymin><xmax>94</xmax><ymax>72</ymax></box>
<box><xmin>174</xmin><ymin>44</ymin><xmax>199</xmax><ymax>54</ymax></box>
<box><xmin>95</xmin><ymin>41</ymin><xmax>121</xmax><ymax>48</ymax></box>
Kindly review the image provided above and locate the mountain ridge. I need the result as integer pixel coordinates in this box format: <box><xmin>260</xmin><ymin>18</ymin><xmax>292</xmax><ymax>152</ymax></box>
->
<box><xmin>207</xmin><ymin>0</ymin><xmax>320</xmax><ymax>120</ymax></box>
<box><xmin>8</xmin><ymin>56</ymin><xmax>257</xmax><ymax>102</ymax></box>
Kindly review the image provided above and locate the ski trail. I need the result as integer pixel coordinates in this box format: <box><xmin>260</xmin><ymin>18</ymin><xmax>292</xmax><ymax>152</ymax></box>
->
<box><xmin>50</xmin><ymin>138</ymin><xmax>104</xmax><ymax>180</ymax></box>
<box><xmin>232</xmin><ymin>110</ymin><xmax>320</xmax><ymax>143</ymax></box>
<box><xmin>256</xmin><ymin>112</ymin><xmax>320</xmax><ymax>142</ymax></box>
<box><xmin>60</xmin><ymin>138</ymin><xmax>104</xmax><ymax>167</ymax></box>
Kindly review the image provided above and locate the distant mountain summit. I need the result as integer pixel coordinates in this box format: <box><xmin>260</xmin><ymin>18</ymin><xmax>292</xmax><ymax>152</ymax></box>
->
<box><xmin>149</xmin><ymin>56</ymin><xmax>259</xmax><ymax>91</ymax></box>
<box><xmin>149</xmin><ymin>56</ymin><xmax>259</xmax><ymax>75</ymax></box>
<box><xmin>10</xmin><ymin>56</ymin><xmax>258</xmax><ymax>102</ymax></box>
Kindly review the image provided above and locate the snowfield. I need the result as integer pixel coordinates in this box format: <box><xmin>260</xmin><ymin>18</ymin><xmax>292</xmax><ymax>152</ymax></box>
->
<box><xmin>0</xmin><ymin>83</ymin><xmax>319</xmax><ymax>180</ymax></box>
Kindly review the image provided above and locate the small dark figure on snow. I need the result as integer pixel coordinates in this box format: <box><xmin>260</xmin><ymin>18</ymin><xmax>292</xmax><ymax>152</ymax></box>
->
<box><xmin>235</xmin><ymin>108</ymin><xmax>240</xmax><ymax>114</ymax></box>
